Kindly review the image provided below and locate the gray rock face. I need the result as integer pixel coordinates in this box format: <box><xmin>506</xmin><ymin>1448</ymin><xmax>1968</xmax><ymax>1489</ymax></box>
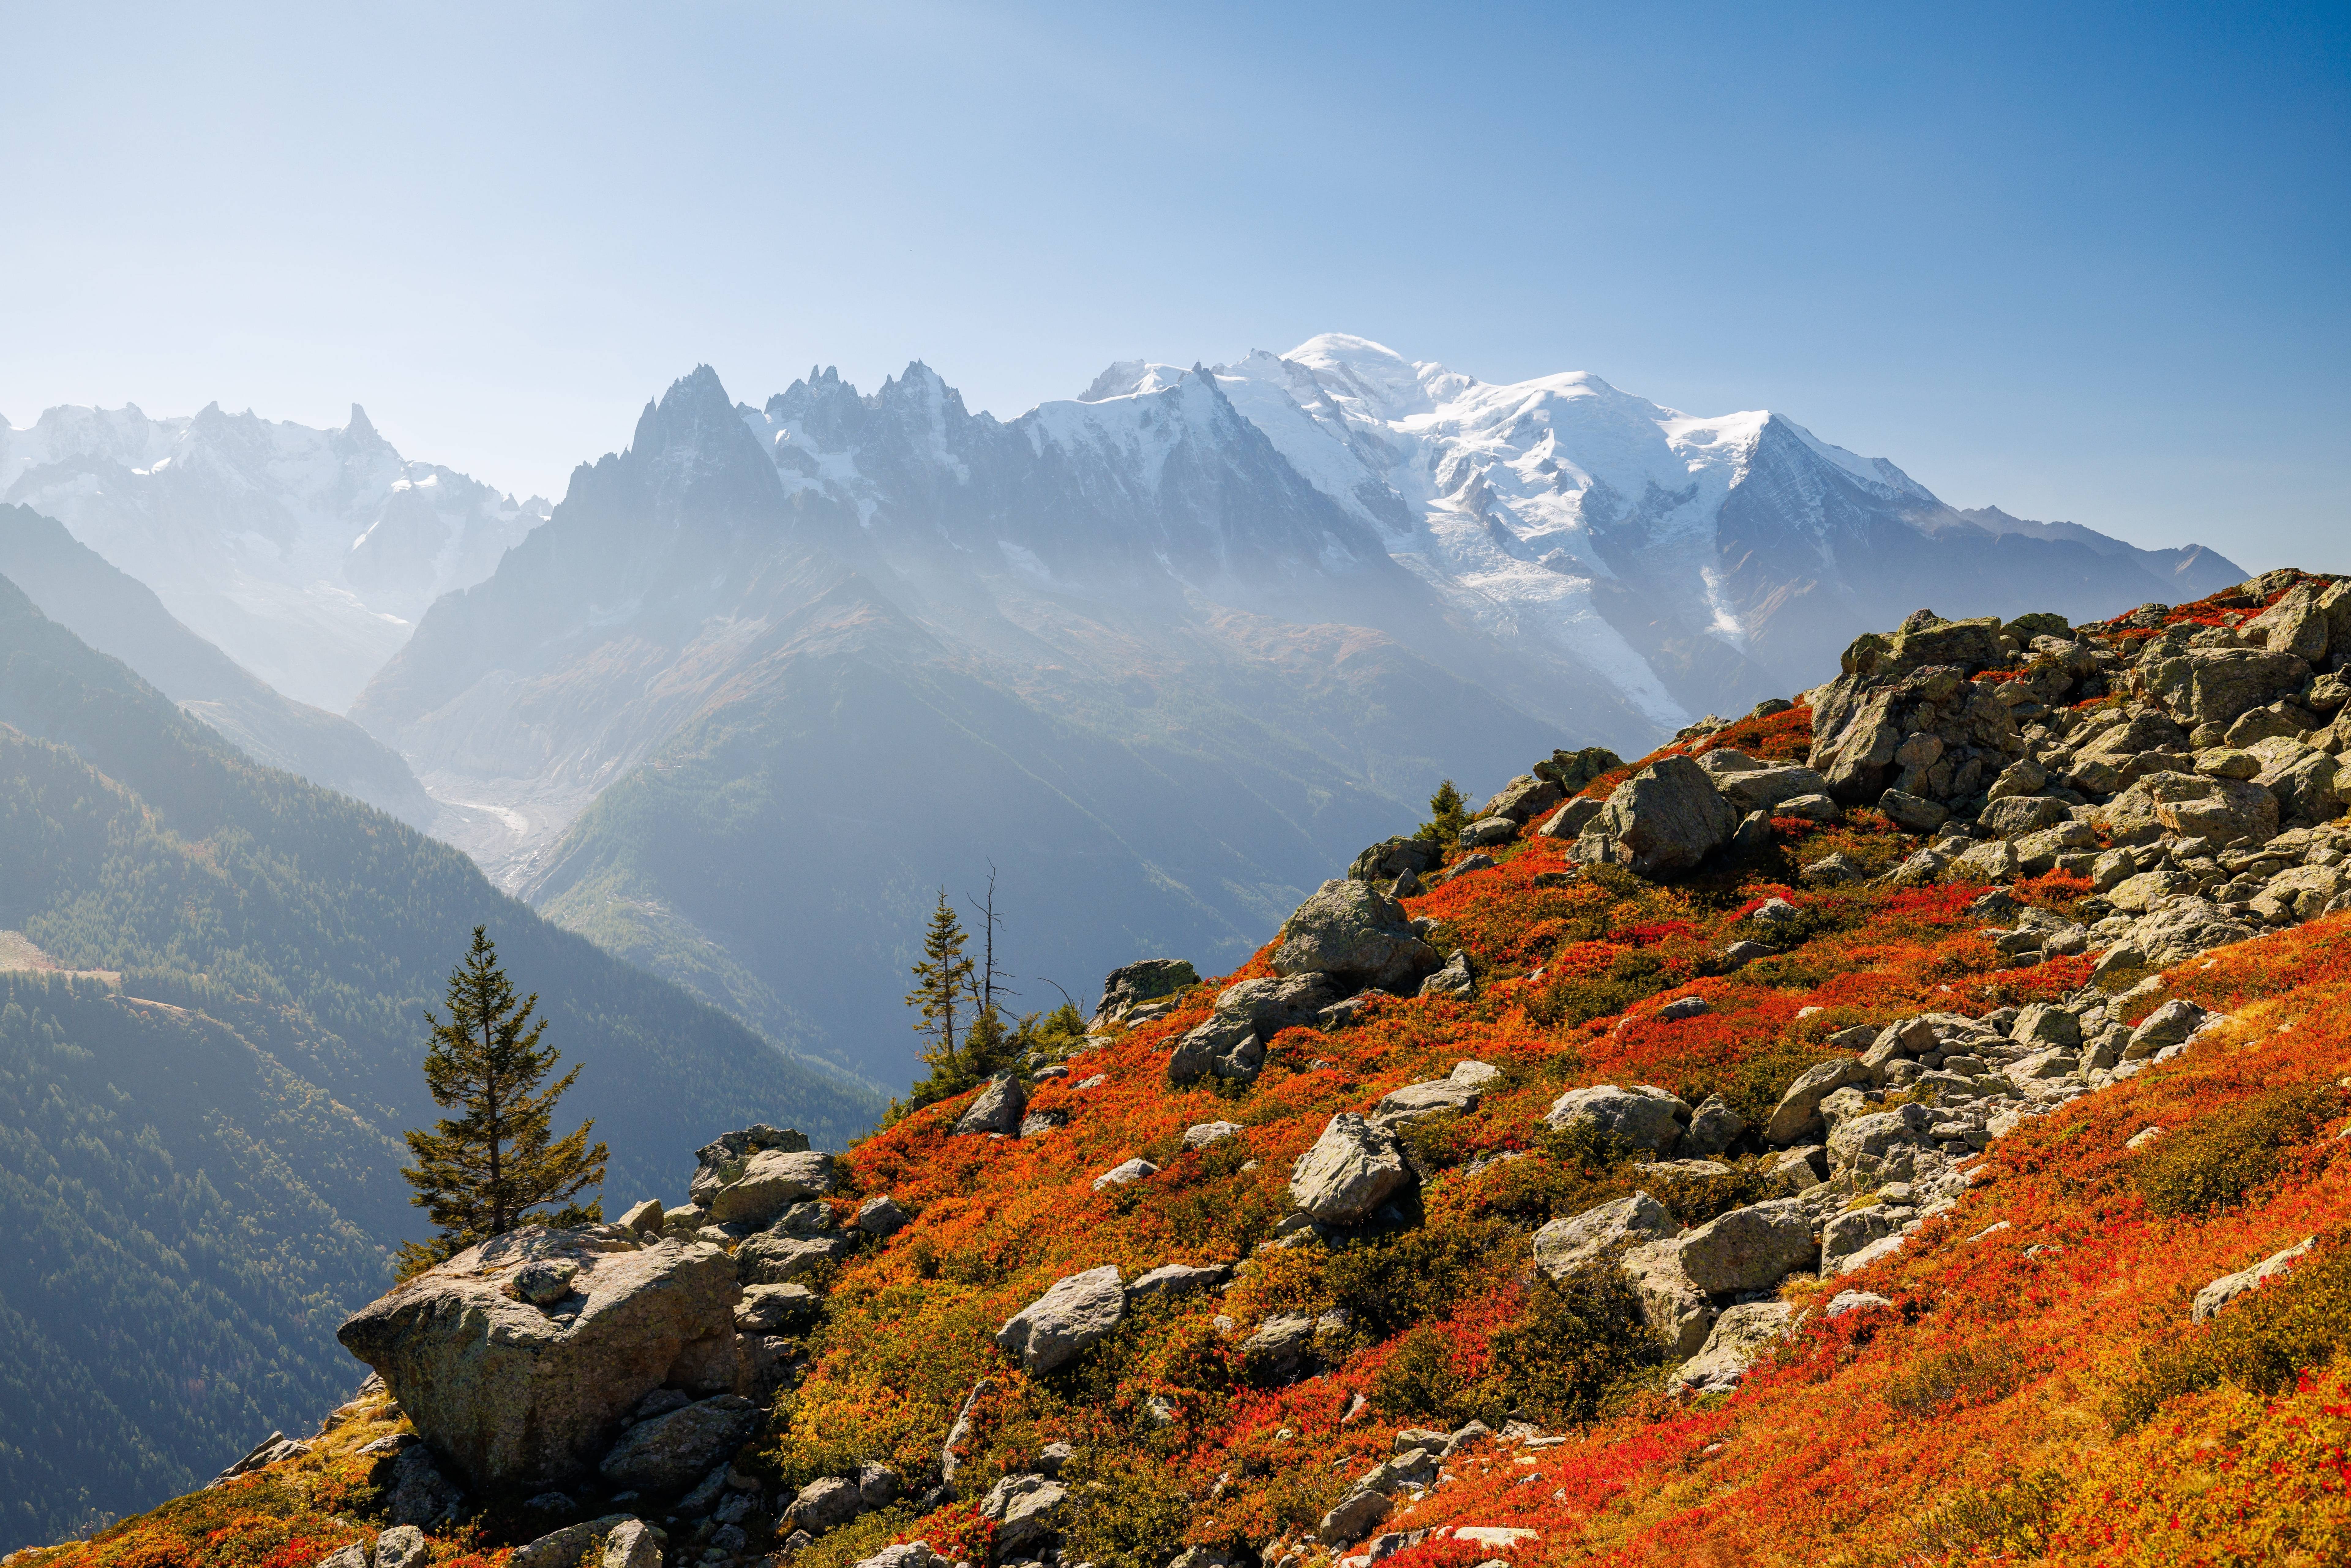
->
<box><xmin>378</xmin><ymin>1443</ymin><xmax>463</xmax><ymax>1529</ymax></box>
<box><xmin>1182</xmin><ymin>1120</ymin><xmax>1243</xmax><ymax>1150</ymax></box>
<box><xmin>1460</xmin><ymin>815</ymin><xmax>1518</xmax><ymax>848</ymax></box>
<box><xmin>1531</xmin><ymin>1192</ymin><xmax>1675</xmax><ymax>1279</ymax></box>
<box><xmin>954</xmin><ymin>1075</ymin><xmax>1027</xmax><ymax>1136</ymax></box>
<box><xmin>1167</xmin><ymin>1012</ymin><xmax>1264</xmax><ymax>1086</ymax></box>
<box><xmin>2124</xmin><ymin>898</ymin><xmax>2256</xmax><ymax>967</ymax></box>
<box><xmin>2192</xmin><ymin>1237</ymin><xmax>2316</xmax><ymax>1323</ymax></box>
<box><xmin>1715</xmin><ymin>765</ymin><xmax>1833</xmax><ymax>817</ymax></box>
<box><xmin>338</xmin><ymin>1228</ymin><xmax>741</xmax><ymax>1491</ymax></box>
<box><xmin>1273</xmin><ymin>881</ymin><xmax>1441</xmax><ymax>992</ymax></box>
<box><xmin>1543</xmin><ymin>1083</ymin><xmax>1690</xmax><ymax>1153</ymax></box>
<box><xmin>996</xmin><ymin>1266</ymin><xmax>1126</xmax><ymax>1375</ymax></box>
<box><xmin>1370</xmin><ymin>1076</ymin><xmax>1481</xmax><ymax>1127</ymax></box>
<box><xmin>1978</xmin><ymin>794</ymin><xmax>2071</xmax><ymax>840</ymax></box>
<box><xmin>1238</xmin><ymin>1312</ymin><xmax>1321</xmax><ymax>1385</ymax></box>
<box><xmin>1482</xmin><ymin>773</ymin><xmax>1565</xmax><ymax>823</ymax></box>
<box><xmin>1091</xmin><ymin>959</ymin><xmax>1199</xmax><ymax>1027</ymax></box>
<box><xmin>1350</xmin><ymin>837</ymin><xmax>1443</xmax><ymax>884</ymax></box>
<box><xmin>737</xmin><ymin>1231</ymin><xmax>851</xmax><ymax>1286</ymax></box>
<box><xmin>788</xmin><ymin>1475</ymin><xmax>864</xmax><ymax>1533</ymax></box>
<box><xmin>510</xmin><ymin>1516</ymin><xmax>644</xmax><ymax>1568</ymax></box>
<box><xmin>688</xmin><ymin>1126</ymin><xmax>811</xmax><ymax>1208</ymax></box>
<box><xmin>1670</xmin><ymin>1199</ymin><xmax>1817</xmax><ymax>1293</ymax></box>
<box><xmin>598</xmin><ymin>1394</ymin><xmax>759</xmax><ymax>1495</ymax></box>
<box><xmin>981</xmin><ymin>1473</ymin><xmax>1068</xmax><ymax>1559</ymax></box>
<box><xmin>1289</xmin><ymin>1113</ymin><xmax>1412</xmax><ymax>1223</ymax></box>
<box><xmin>1574</xmin><ymin>756</ymin><xmax>1738</xmax><ymax>877</ymax></box>
<box><xmin>2124</xmin><ymin>999</ymin><xmax>2211</xmax><ymax>1059</ymax></box>
<box><xmin>855</xmin><ymin>1196</ymin><xmax>911</xmax><ymax>1237</ymax></box>
<box><xmin>1827</xmin><ymin>1104</ymin><xmax>1935</xmax><ymax>1180</ymax></box>
<box><xmin>706</xmin><ymin>1149</ymin><xmax>835</xmax><ymax>1226</ymax></box>
<box><xmin>1618</xmin><ymin>1240</ymin><xmax>1715</xmax><ymax>1357</ymax></box>
<box><xmin>737</xmin><ymin>1283</ymin><xmax>823</xmax><ymax>1335</ymax></box>
<box><xmin>1673</xmin><ymin>1301</ymin><xmax>1795</xmax><ymax>1394</ymax></box>
<box><xmin>1126</xmin><ymin>1263</ymin><xmax>1230</xmax><ymax>1300</ymax></box>
<box><xmin>372</xmin><ymin>1527</ymin><xmax>429</xmax><ymax>1568</ymax></box>
<box><xmin>2135</xmin><ymin>647</ymin><xmax>2311</xmax><ymax>727</ymax></box>
<box><xmin>1318</xmin><ymin>1487</ymin><xmax>1392</xmax><ymax>1546</ymax></box>
<box><xmin>1762</xmin><ymin>1057</ymin><xmax>1874</xmax><ymax>1146</ymax></box>
<box><xmin>2010</xmin><ymin>1003</ymin><xmax>2081</xmax><ymax>1049</ymax></box>
<box><xmin>1537</xmin><ymin>796</ymin><xmax>1607</xmax><ymax>840</ymax></box>
<box><xmin>1417</xmin><ymin>950</ymin><xmax>1476</xmax><ymax>999</ymax></box>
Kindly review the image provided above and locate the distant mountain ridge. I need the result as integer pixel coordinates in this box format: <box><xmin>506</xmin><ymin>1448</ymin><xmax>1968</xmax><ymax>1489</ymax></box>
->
<box><xmin>348</xmin><ymin>344</ymin><xmax>2239</xmax><ymax>1088</ymax></box>
<box><xmin>0</xmin><ymin>402</ymin><xmax>546</xmax><ymax>710</ymax></box>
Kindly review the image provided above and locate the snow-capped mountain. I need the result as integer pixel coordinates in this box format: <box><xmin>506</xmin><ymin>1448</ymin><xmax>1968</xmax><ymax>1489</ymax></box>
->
<box><xmin>0</xmin><ymin>402</ymin><xmax>548</xmax><ymax>710</ymax></box>
<box><xmin>350</xmin><ymin>343</ymin><xmax>2239</xmax><ymax>1087</ymax></box>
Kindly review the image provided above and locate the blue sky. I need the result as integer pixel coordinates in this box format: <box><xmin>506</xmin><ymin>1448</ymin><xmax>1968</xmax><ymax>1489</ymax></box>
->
<box><xmin>3</xmin><ymin>1</ymin><xmax>2344</xmax><ymax>568</ymax></box>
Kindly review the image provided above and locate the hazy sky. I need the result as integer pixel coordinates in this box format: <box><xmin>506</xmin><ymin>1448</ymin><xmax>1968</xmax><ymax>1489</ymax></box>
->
<box><xmin>4</xmin><ymin>1</ymin><xmax>2345</xmax><ymax>569</ymax></box>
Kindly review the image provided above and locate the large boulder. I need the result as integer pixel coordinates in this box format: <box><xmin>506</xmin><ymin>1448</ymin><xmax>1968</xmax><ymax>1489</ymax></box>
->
<box><xmin>1289</xmin><ymin>1112</ymin><xmax>1412</xmax><ymax>1224</ymax></box>
<box><xmin>1667</xmin><ymin>1199</ymin><xmax>1817</xmax><ymax>1293</ymax></box>
<box><xmin>1826</xmin><ymin>1104</ymin><xmax>1935</xmax><ymax>1180</ymax></box>
<box><xmin>954</xmin><ymin>1075</ymin><xmax>1027</xmax><ymax>1136</ymax></box>
<box><xmin>1809</xmin><ymin>686</ymin><xmax>1903</xmax><ymax>802</ymax></box>
<box><xmin>1574</xmin><ymin>756</ymin><xmax>1738</xmax><ymax>877</ymax></box>
<box><xmin>1482</xmin><ymin>774</ymin><xmax>1565</xmax><ymax>823</ymax></box>
<box><xmin>1618</xmin><ymin>1240</ymin><xmax>1715</xmax><ymax>1357</ymax></box>
<box><xmin>688</xmin><ymin>1126</ymin><xmax>810</xmax><ymax>1207</ymax></box>
<box><xmin>737</xmin><ymin>1231</ymin><xmax>852</xmax><ymax>1285</ymax></box>
<box><xmin>1715</xmin><ymin>765</ymin><xmax>1835</xmax><ymax>817</ymax></box>
<box><xmin>1273</xmin><ymin>881</ymin><xmax>1440</xmax><ymax>992</ymax></box>
<box><xmin>2136</xmin><ymin>647</ymin><xmax>2312</xmax><ymax>727</ymax></box>
<box><xmin>2147</xmin><ymin>775</ymin><xmax>2279</xmax><ymax>844</ymax></box>
<box><xmin>980</xmin><ymin>1473</ymin><xmax>1069</xmax><ymax>1559</ymax></box>
<box><xmin>338</xmin><ymin>1228</ymin><xmax>741</xmax><ymax>1491</ymax></box>
<box><xmin>2124</xmin><ymin>898</ymin><xmax>2257</xmax><ymax>967</ymax></box>
<box><xmin>2243</xmin><ymin>581</ymin><xmax>2333</xmax><ymax>661</ymax></box>
<box><xmin>1531</xmin><ymin>1192</ymin><xmax>1675</xmax><ymax>1279</ymax></box>
<box><xmin>996</xmin><ymin>1266</ymin><xmax>1126</xmax><ymax>1375</ymax></box>
<box><xmin>1543</xmin><ymin>1084</ymin><xmax>1690</xmax><ymax>1153</ymax></box>
<box><xmin>706</xmin><ymin>1149</ymin><xmax>835</xmax><ymax>1226</ymax></box>
<box><xmin>1167</xmin><ymin>1013</ymin><xmax>1265</xmax><ymax>1087</ymax></box>
<box><xmin>1370</xmin><ymin>1075</ymin><xmax>1480</xmax><ymax>1127</ymax></box>
<box><xmin>598</xmin><ymin>1394</ymin><xmax>760</xmax><ymax>1495</ymax></box>
<box><xmin>1349</xmin><ymin>837</ymin><xmax>1443</xmax><ymax>884</ymax></box>
<box><xmin>1091</xmin><ymin>959</ymin><xmax>1199</xmax><ymax>1028</ymax></box>
<box><xmin>1761</xmin><ymin>1058</ymin><xmax>1874</xmax><ymax>1146</ymax></box>
<box><xmin>1216</xmin><ymin>973</ymin><xmax>1343</xmax><ymax>1033</ymax></box>
<box><xmin>2248</xmin><ymin>739</ymin><xmax>2342</xmax><ymax>824</ymax></box>
<box><xmin>1673</xmin><ymin>1301</ymin><xmax>1796</xmax><ymax>1394</ymax></box>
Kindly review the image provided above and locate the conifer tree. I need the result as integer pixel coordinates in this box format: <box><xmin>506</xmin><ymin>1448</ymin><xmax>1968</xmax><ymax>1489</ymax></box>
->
<box><xmin>1419</xmin><ymin>778</ymin><xmax>1469</xmax><ymax>845</ymax></box>
<box><xmin>396</xmin><ymin>926</ymin><xmax>606</xmax><ymax>1277</ymax></box>
<box><xmin>906</xmin><ymin>888</ymin><xmax>976</xmax><ymax>1077</ymax></box>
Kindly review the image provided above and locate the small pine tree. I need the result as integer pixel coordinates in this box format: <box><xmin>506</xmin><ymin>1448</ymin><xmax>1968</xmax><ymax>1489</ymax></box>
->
<box><xmin>1419</xmin><ymin>779</ymin><xmax>1469</xmax><ymax>845</ymax></box>
<box><xmin>396</xmin><ymin>926</ymin><xmax>606</xmax><ymax>1277</ymax></box>
<box><xmin>907</xmin><ymin>888</ymin><xmax>977</xmax><ymax>1078</ymax></box>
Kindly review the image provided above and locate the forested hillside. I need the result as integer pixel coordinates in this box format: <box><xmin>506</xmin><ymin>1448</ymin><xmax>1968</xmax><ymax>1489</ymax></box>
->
<box><xmin>0</xmin><ymin>574</ymin><xmax>883</xmax><ymax>1551</ymax></box>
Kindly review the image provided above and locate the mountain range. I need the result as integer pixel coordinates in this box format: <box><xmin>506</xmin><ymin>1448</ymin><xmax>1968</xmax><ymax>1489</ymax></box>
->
<box><xmin>7</xmin><ymin>339</ymin><xmax>2246</xmax><ymax>1088</ymax></box>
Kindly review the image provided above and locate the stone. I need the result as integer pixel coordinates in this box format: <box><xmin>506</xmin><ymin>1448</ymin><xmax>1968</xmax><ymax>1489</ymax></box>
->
<box><xmin>1460</xmin><ymin>816</ymin><xmax>1518</xmax><ymax>848</ymax></box>
<box><xmin>599</xmin><ymin>1521</ymin><xmax>659</xmax><ymax>1568</ymax></box>
<box><xmin>1670</xmin><ymin>1199</ymin><xmax>1818</xmax><ymax>1293</ymax></box>
<box><xmin>338</xmin><ymin>1228</ymin><xmax>741</xmax><ymax>1491</ymax></box>
<box><xmin>1091</xmin><ymin>959</ymin><xmax>1200</xmax><ymax>1028</ymax></box>
<box><xmin>1289</xmin><ymin>1113</ymin><xmax>1412</xmax><ymax>1223</ymax></box>
<box><xmin>855</xmin><ymin>1196</ymin><xmax>911</xmax><ymax>1237</ymax></box>
<box><xmin>1239</xmin><ymin>1313</ymin><xmax>1321</xmax><ymax>1384</ymax></box>
<box><xmin>1482</xmin><ymin>774</ymin><xmax>1565</xmax><ymax>823</ymax></box>
<box><xmin>1418</xmin><ymin>950</ymin><xmax>1476</xmax><ymax>999</ymax></box>
<box><xmin>1778</xmin><ymin>793</ymin><xmax>1843</xmax><ymax>823</ymax></box>
<box><xmin>1575</xmin><ymin>756</ymin><xmax>1738</xmax><ymax>877</ymax></box>
<box><xmin>1318</xmin><ymin>1488</ymin><xmax>1392</xmax><ymax>1546</ymax></box>
<box><xmin>1681</xmin><ymin>1094</ymin><xmax>1745</xmax><ymax>1158</ymax></box>
<box><xmin>707</xmin><ymin>1150</ymin><xmax>835</xmax><ymax>1226</ymax></box>
<box><xmin>1273</xmin><ymin>881</ymin><xmax>1440</xmax><ymax>992</ymax></box>
<box><xmin>1543</xmin><ymin>1083</ymin><xmax>1690</xmax><ymax>1153</ymax></box>
<box><xmin>515</xmin><ymin>1259</ymin><xmax>580</xmax><ymax>1307</ymax></box>
<box><xmin>1183</xmin><ymin>1121</ymin><xmax>1243</xmax><ymax>1150</ymax></box>
<box><xmin>599</xmin><ymin>1395</ymin><xmax>760</xmax><ymax>1495</ymax></box>
<box><xmin>1827</xmin><ymin>1105</ymin><xmax>1935</xmax><ymax>1180</ymax></box>
<box><xmin>1168</xmin><ymin>1013</ymin><xmax>1264</xmax><ymax>1086</ymax></box>
<box><xmin>1349</xmin><ymin>838</ymin><xmax>1443</xmax><ymax>885</ymax></box>
<box><xmin>1822</xmin><ymin>1290</ymin><xmax>1894</xmax><ymax>1319</ymax></box>
<box><xmin>374</xmin><ymin>1528</ymin><xmax>429</xmax><ymax>1568</ymax></box>
<box><xmin>2011</xmin><ymin>1003</ymin><xmax>2081</xmax><ymax>1049</ymax></box>
<box><xmin>1879</xmin><ymin>790</ymin><xmax>1950</xmax><ymax>832</ymax></box>
<box><xmin>617</xmin><ymin>1199</ymin><xmax>666</xmax><ymax>1237</ymax></box>
<box><xmin>511</xmin><ymin>1517</ymin><xmax>642</xmax><ymax>1568</ymax></box>
<box><xmin>382</xmin><ymin>1444</ymin><xmax>464</xmax><ymax>1529</ymax></box>
<box><xmin>1801</xmin><ymin>852</ymin><xmax>1866</xmax><ymax>886</ymax></box>
<box><xmin>2244</xmin><ymin>581</ymin><xmax>2333</xmax><ymax>661</ymax></box>
<box><xmin>1715</xmin><ymin>765</ymin><xmax>1834</xmax><ymax>816</ymax></box>
<box><xmin>1673</xmin><ymin>1301</ymin><xmax>1795</xmax><ymax>1394</ymax></box>
<box><xmin>1762</xmin><ymin>1058</ymin><xmax>1873</xmax><ymax>1145</ymax></box>
<box><xmin>2192</xmin><ymin>1237</ymin><xmax>2317</xmax><ymax>1323</ymax></box>
<box><xmin>1945</xmin><ymin>840</ymin><xmax>2019</xmax><ymax>884</ymax></box>
<box><xmin>996</xmin><ymin>1266</ymin><xmax>1126</xmax><ymax>1375</ymax></box>
<box><xmin>1537</xmin><ymin>796</ymin><xmax>1607</xmax><ymax>840</ymax></box>
<box><xmin>1092</xmin><ymin>1158</ymin><xmax>1159</xmax><ymax>1191</ymax></box>
<box><xmin>980</xmin><ymin>1473</ymin><xmax>1067</xmax><ymax>1558</ymax></box>
<box><xmin>1810</xmin><ymin>687</ymin><xmax>1903</xmax><ymax>800</ymax></box>
<box><xmin>954</xmin><ymin>1076</ymin><xmax>1027</xmax><ymax>1137</ymax></box>
<box><xmin>2256</xmin><ymin>863</ymin><xmax>2351</xmax><ymax>923</ymax></box>
<box><xmin>1822</xmin><ymin>1206</ymin><xmax>1908</xmax><ymax>1273</ymax></box>
<box><xmin>1978</xmin><ymin>794</ymin><xmax>2070</xmax><ymax>840</ymax></box>
<box><xmin>687</xmin><ymin>1127</ymin><xmax>811</xmax><ymax>1209</ymax></box>
<box><xmin>2124</xmin><ymin>999</ymin><xmax>2210</xmax><ymax>1059</ymax></box>
<box><xmin>1986</xmin><ymin>759</ymin><xmax>2050</xmax><ymax>802</ymax></box>
<box><xmin>1126</xmin><ymin>1263</ymin><xmax>1230</xmax><ymax>1300</ymax></box>
<box><xmin>2195</xmin><ymin>747</ymin><xmax>2262</xmax><ymax>780</ymax></box>
<box><xmin>2151</xmin><ymin>776</ymin><xmax>2279</xmax><ymax>844</ymax></box>
<box><xmin>1451</xmin><ymin>1059</ymin><xmax>1505</xmax><ymax>1088</ymax></box>
<box><xmin>736</xmin><ymin>1232</ymin><xmax>851</xmax><ymax>1286</ymax></box>
<box><xmin>1371</xmin><ymin>1076</ymin><xmax>1481</xmax><ymax>1126</ymax></box>
<box><xmin>2254</xmin><ymin>744</ymin><xmax>2342</xmax><ymax>824</ymax></box>
<box><xmin>1618</xmin><ymin>1240</ymin><xmax>1715</xmax><ymax>1357</ymax></box>
<box><xmin>852</xmin><ymin>1548</ymin><xmax>947</xmax><ymax>1568</ymax></box>
<box><xmin>2137</xmin><ymin>647</ymin><xmax>2312</xmax><ymax>727</ymax></box>
<box><xmin>1531</xmin><ymin>1192</ymin><xmax>1676</xmax><ymax>1279</ymax></box>
<box><xmin>786</xmin><ymin>1476</ymin><xmax>864</xmax><ymax>1533</ymax></box>
<box><xmin>2124</xmin><ymin>898</ymin><xmax>2254</xmax><ymax>966</ymax></box>
<box><xmin>736</xmin><ymin>1284</ymin><xmax>822</xmax><ymax>1335</ymax></box>
<box><xmin>1020</xmin><ymin>1109</ymin><xmax>1070</xmax><ymax>1139</ymax></box>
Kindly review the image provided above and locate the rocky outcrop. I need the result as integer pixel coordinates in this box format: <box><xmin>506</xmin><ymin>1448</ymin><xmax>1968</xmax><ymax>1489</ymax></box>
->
<box><xmin>337</xmin><ymin>1226</ymin><xmax>742</xmax><ymax>1491</ymax></box>
<box><xmin>1543</xmin><ymin>1084</ymin><xmax>1691</xmax><ymax>1153</ymax></box>
<box><xmin>1273</xmin><ymin>881</ymin><xmax>1441</xmax><ymax>993</ymax></box>
<box><xmin>1572</xmin><ymin>756</ymin><xmax>1738</xmax><ymax>877</ymax></box>
<box><xmin>1531</xmin><ymin>1192</ymin><xmax>1674</xmax><ymax>1279</ymax></box>
<box><xmin>1673</xmin><ymin>1301</ymin><xmax>1795</xmax><ymax>1394</ymax></box>
<box><xmin>689</xmin><ymin>1126</ymin><xmax>810</xmax><ymax>1208</ymax></box>
<box><xmin>954</xmin><ymin>1076</ymin><xmax>1027</xmax><ymax>1136</ymax></box>
<box><xmin>705</xmin><ymin>1149</ymin><xmax>834</xmax><ymax>1226</ymax></box>
<box><xmin>1091</xmin><ymin>959</ymin><xmax>1199</xmax><ymax>1029</ymax></box>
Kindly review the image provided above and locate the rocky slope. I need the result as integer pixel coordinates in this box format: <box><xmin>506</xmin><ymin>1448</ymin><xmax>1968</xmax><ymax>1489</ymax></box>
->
<box><xmin>0</xmin><ymin>402</ymin><xmax>546</xmax><ymax>710</ymax></box>
<box><xmin>39</xmin><ymin>564</ymin><xmax>2351</xmax><ymax>1568</ymax></box>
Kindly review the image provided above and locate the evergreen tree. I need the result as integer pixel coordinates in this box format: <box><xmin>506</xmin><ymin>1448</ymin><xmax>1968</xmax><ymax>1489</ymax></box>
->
<box><xmin>906</xmin><ymin>888</ymin><xmax>977</xmax><ymax>1077</ymax></box>
<box><xmin>397</xmin><ymin>926</ymin><xmax>606</xmax><ymax>1276</ymax></box>
<box><xmin>1418</xmin><ymin>778</ymin><xmax>1469</xmax><ymax>845</ymax></box>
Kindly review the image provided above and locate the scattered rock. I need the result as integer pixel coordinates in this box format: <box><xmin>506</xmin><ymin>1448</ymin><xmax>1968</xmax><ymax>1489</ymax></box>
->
<box><xmin>1669</xmin><ymin>1199</ymin><xmax>1818</xmax><ymax>1293</ymax></box>
<box><xmin>1183</xmin><ymin>1121</ymin><xmax>1243</xmax><ymax>1150</ymax></box>
<box><xmin>1418</xmin><ymin>950</ymin><xmax>1476</xmax><ymax>998</ymax></box>
<box><xmin>1531</xmin><ymin>1192</ymin><xmax>1675</xmax><ymax>1279</ymax></box>
<box><xmin>2192</xmin><ymin>1237</ymin><xmax>2316</xmax><ymax>1323</ymax></box>
<box><xmin>855</xmin><ymin>1196</ymin><xmax>911</xmax><ymax>1237</ymax></box>
<box><xmin>996</xmin><ymin>1266</ymin><xmax>1126</xmax><ymax>1374</ymax></box>
<box><xmin>1273</xmin><ymin>881</ymin><xmax>1441</xmax><ymax>993</ymax></box>
<box><xmin>1093</xmin><ymin>1158</ymin><xmax>1159</xmax><ymax>1191</ymax></box>
<box><xmin>1762</xmin><ymin>1058</ymin><xmax>1873</xmax><ymax>1145</ymax></box>
<box><xmin>1573</xmin><ymin>756</ymin><xmax>1739</xmax><ymax>877</ymax></box>
<box><xmin>598</xmin><ymin>1395</ymin><xmax>759</xmax><ymax>1495</ymax></box>
<box><xmin>707</xmin><ymin>1149</ymin><xmax>835</xmax><ymax>1226</ymax></box>
<box><xmin>1317</xmin><ymin>1488</ymin><xmax>1392</xmax><ymax>1546</ymax></box>
<box><xmin>1289</xmin><ymin>1113</ymin><xmax>1412</xmax><ymax>1223</ymax></box>
<box><xmin>1673</xmin><ymin>1301</ymin><xmax>1795</xmax><ymax>1394</ymax></box>
<box><xmin>1126</xmin><ymin>1263</ymin><xmax>1230</xmax><ymax>1300</ymax></box>
<box><xmin>1543</xmin><ymin>1083</ymin><xmax>1690</xmax><ymax>1153</ymax></box>
<box><xmin>954</xmin><ymin>1076</ymin><xmax>1028</xmax><ymax>1137</ymax></box>
<box><xmin>1092</xmin><ymin>959</ymin><xmax>1200</xmax><ymax>1028</ymax></box>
